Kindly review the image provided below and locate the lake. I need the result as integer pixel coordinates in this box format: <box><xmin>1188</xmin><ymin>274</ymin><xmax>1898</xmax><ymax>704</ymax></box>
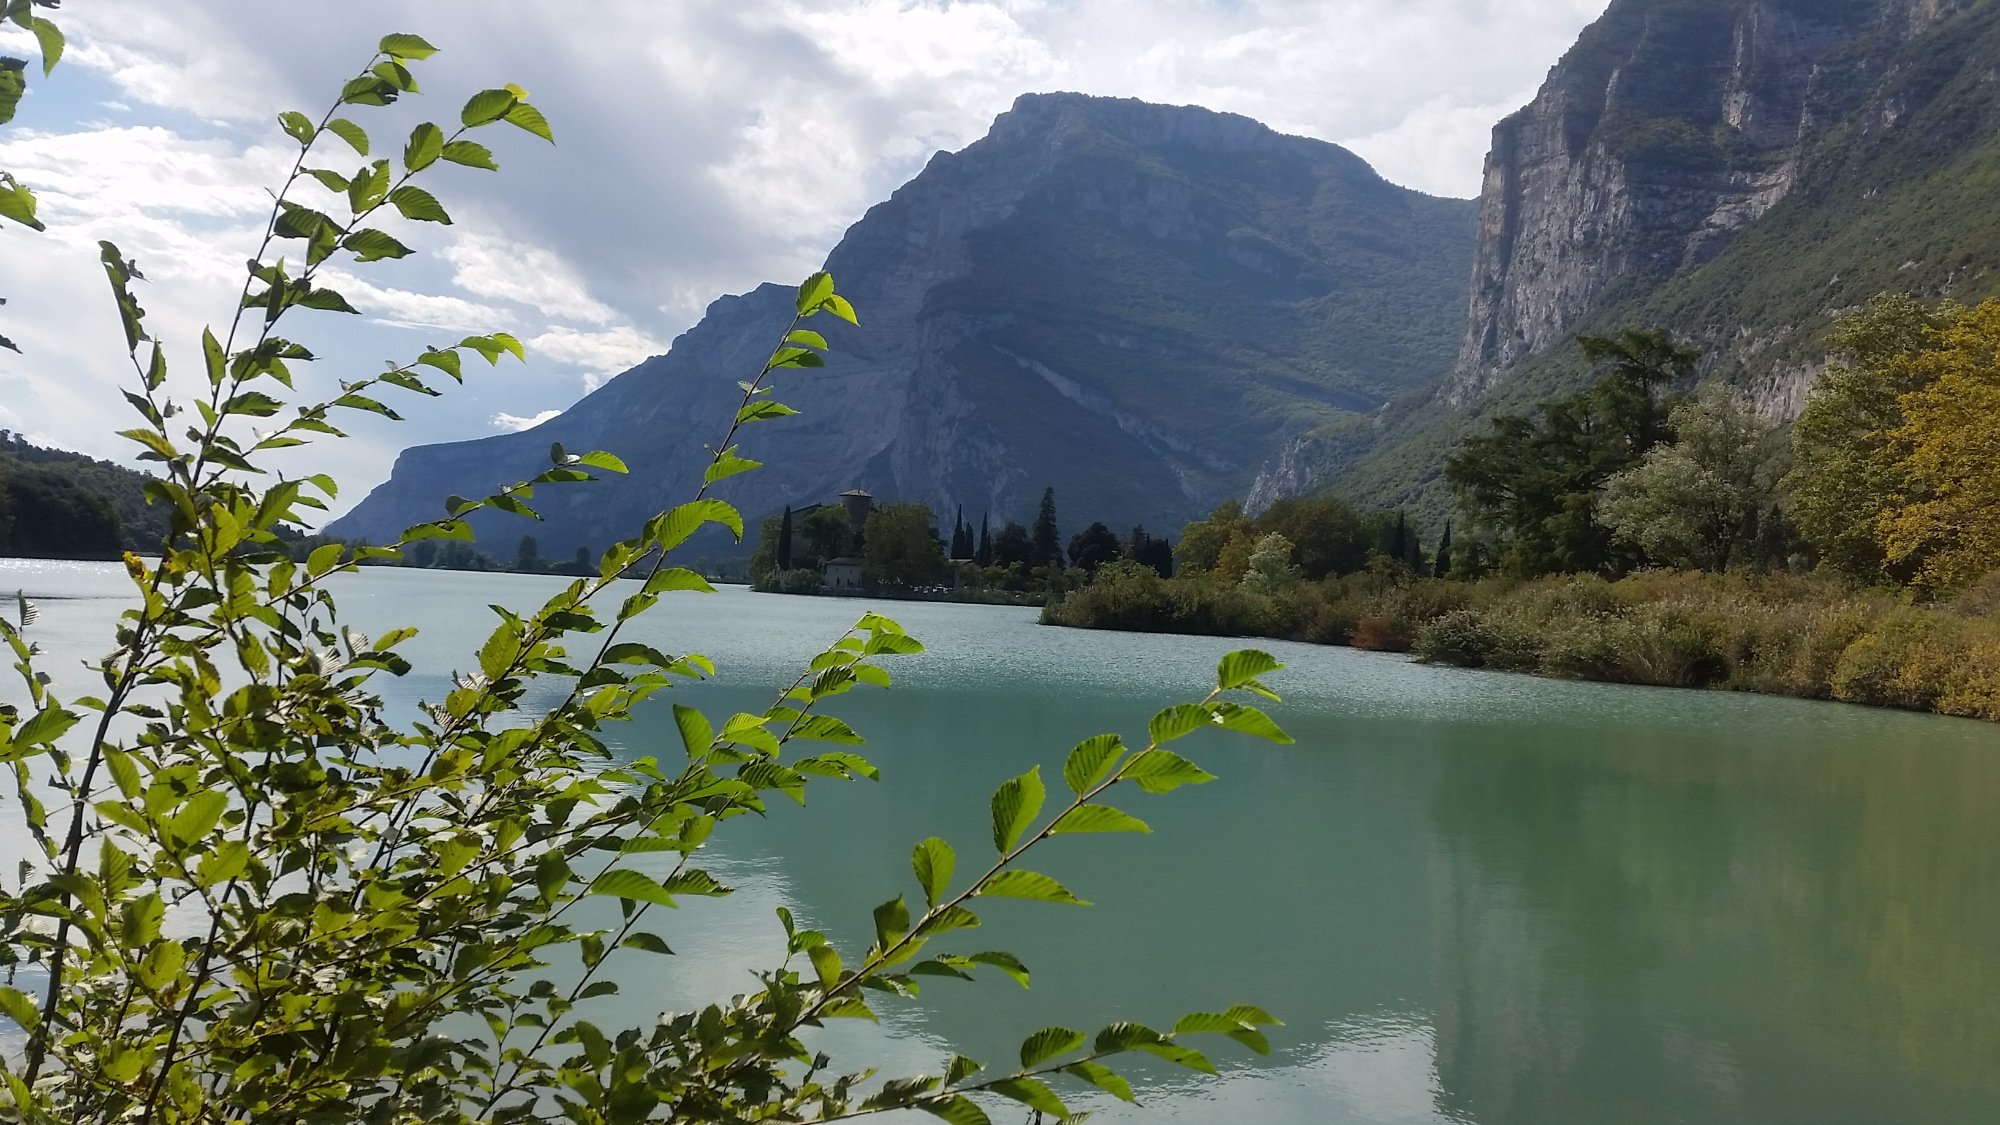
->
<box><xmin>5</xmin><ymin>557</ymin><xmax>1999</xmax><ymax>1124</ymax></box>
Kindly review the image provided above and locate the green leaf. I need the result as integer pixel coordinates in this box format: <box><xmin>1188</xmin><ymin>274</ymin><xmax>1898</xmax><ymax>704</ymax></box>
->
<box><xmin>1148</xmin><ymin>703</ymin><xmax>1209</xmax><ymax>744</ymax></box>
<box><xmin>1050</xmin><ymin>804</ymin><xmax>1149</xmax><ymax>835</ymax></box>
<box><xmin>1121</xmin><ymin>749</ymin><xmax>1216</xmax><ymax>794</ymax></box>
<box><xmin>1217</xmin><ymin>649</ymin><xmax>1283</xmax><ymax>690</ymax></box>
<box><xmin>1093</xmin><ymin>1021</ymin><xmax>1166</xmax><ymax>1054</ymax></box>
<box><xmin>989</xmin><ymin>767</ymin><xmax>1044</xmax><ymax>853</ymax></box>
<box><xmin>577</xmin><ymin>450</ymin><xmax>626</xmax><ymax>473</ymax></box>
<box><xmin>1208</xmin><ymin>701</ymin><xmax>1294</xmax><ymax>744</ymax></box>
<box><xmin>977</xmin><ymin>870</ymin><xmax>1086</xmax><ymax>905</ymax></box>
<box><xmin>872</xmin><ymin>895</ymin><xmax>910</xmax><ymax>950</ymax></box>
<box><xmin>404</xmin><ymin>122</ymin><xmax>444</xmax><ymax>172</ymax></box>
<box><xmin>28</xmin><ymin>18</ymin><xmax>63</xmax><ymax>75</ymax></box>
<box><xmin>672</xmin><ymin>704</ymin><xmax>712</xmax><ymax>760</ymax></box>
<box><xmin>621</xmin><ymin>931</ymin><xmax>673</xmax><ymax>956</ymax></box>
<box><xmin>441</xmin><ymin>140</ymin><xmax>499</xmax><ymax>170</ymax></box>
<box><xmin>652</xmin><ymin>499</ymin><xmax>744</xmax><ymax>550</ymax></box>
<box><xmin>808</xmin><ymin>943</ymin><xmax>841</xmax><ymax>986</ymax></box>
<box><xmin>378</xmin><ymin>32</ymin><xmax>439</xmax><ymax>60</ymax></box>
<box><xmin>388</xmin><ymin>185</ymin><xmax>451</xmax><ymax>223</ymax></box>
<box><xmin>703</xmin><ymin>451</ymin><xmax>762</xmax><ymax>485</ymax></box>
<box><xmin>505</xmin><ymin>101</ymin><xmax>555</xmax><ymax>142</ymax></box>
<box><xmin>167</xmin><ymin>790</ymin><xmax>228</xmax><ymax>848</ymax></box>
<box><xmin>911</xmin><ymin>837</ymin><xmax>953</xmax><ymax>909</ymax></box>
<box><xmin>987</xmin><ymin>1078</ymin><xmax>1067</xmax><ymax>1117</ymax></box>
<box><xmin>1019</xmin><ymin>1026</ymin><xmax>1084</xmax><ymax>1067</ymax></box>
<box><xmin>325</xmin><ymin>117</ymin><xmax>370</xmax><ymax>156</ymax></box>
<box><xmin>736</xmin><ymin>400</ymin><xmax>799</xmax><ymax>424</ymax></box>
<box><xmin>945</xmin><ymin>1054</ymin><xmax>982</xmax><ymax>1084</ymax></box>
<box><xmin>0</xmin><ymin>61</ymin><xmax>22</xmax><ymax>128</ymax></box>
<box><xmin>968</xmin><ymin>950</ymin><xmax>1030</xmax><ymax>987</ymax></box>
<box><xmin>919</xmin><ymin>1095</ymin><xmax>990</xmax><ymax>1125</ymax></box>
<box><xmin>796</xmin><ymin>271</ymin><xmax>834</xmax><ymax>314</ymax></box>
<box><xmin>587</xmin><ymin>868</ymin><xmax>679</xmax><ymax>908</ymax></box>
<box><xmin>645</xmin><ymin>568</ymin><xmax>714</xmax><ymax>595</ymax></box>
<box><xmin>1063</xmin><ymin>1061</ymin><xmax>1136</xmax><ymax>1102</ymax></box>
<box><xmin>461</xmin><ymin>88</ymin><xmax>518</xmax><ymax>128</ymax></box>
<box><xmin>343</xmin><ymin>229</ymin><xmax>413</xmax><ymax>262</ymax></box>
<box><xmin>306</xmin><ymin>542</ymin><xmax>344</xmax><ymax>578</ymax></box>
<box><xmin>278</xmin><ymin>110</ymin><xmax>316</xmax><ymax>145</ymax></box>
<box><xmin>1062</xmin><ymin>734</ymin><xmax>1124</xmax><ymax>795</ymax></box>
<box><xmin>0</xmin><ymin>986</ymin><xmax>39</xmax><ymax>1033</ymax></box>
<box><xmin>0</xmin><ymin>171</ymin><xmax>45</xmax><ymax>231</ymax></box>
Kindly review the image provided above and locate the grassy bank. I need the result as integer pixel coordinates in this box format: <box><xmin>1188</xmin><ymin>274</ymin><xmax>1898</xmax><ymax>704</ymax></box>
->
<box><xmin>1042</xmin><ymin>565</ymin><xmax>2000</xmax><ymax>721</ymax></box>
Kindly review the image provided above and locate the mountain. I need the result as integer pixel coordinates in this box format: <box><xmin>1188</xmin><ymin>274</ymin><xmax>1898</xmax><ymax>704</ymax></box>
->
<box><xmin>329</xmin><ymin>93</ymin><xmax>1477</xmax><ymax>556</ymax></box>
<box><xmin>1253</xmin><ymin>0</ymin><xmax>2000</xmax><ymax>522</ymax></box>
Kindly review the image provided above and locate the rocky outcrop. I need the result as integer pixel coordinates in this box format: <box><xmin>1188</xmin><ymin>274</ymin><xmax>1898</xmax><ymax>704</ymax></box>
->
<box><xmin>1447</xmin><ymin>0</ymin><xmax>1971</xmax><ymax>403</ymax></box>
<box><xmin>1249</xmin><ymin>0</ymin><xmax>2000</xmax><ymax>518</ymax></box>
<box><xmin>333</xmin><ymin>93</ymin><xmax>1477</xmax><ymax>553</ymax></box>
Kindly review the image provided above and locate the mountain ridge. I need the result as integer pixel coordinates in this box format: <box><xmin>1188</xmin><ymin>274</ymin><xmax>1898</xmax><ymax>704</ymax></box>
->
<box><xmin>330</xmin><ymin>91</ymin><xmax>1478</xmax><ymax>552</ymax></box>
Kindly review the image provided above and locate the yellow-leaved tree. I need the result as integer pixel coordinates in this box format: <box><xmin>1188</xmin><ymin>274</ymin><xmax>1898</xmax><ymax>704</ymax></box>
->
<box><xmin>1879</xmin><ymin>299</ymin><xmax>2000</xmax><ymax>588</ymax></box>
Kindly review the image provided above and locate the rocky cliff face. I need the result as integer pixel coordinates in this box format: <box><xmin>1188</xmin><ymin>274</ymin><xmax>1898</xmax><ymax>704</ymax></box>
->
<box><xmin>1450</xmin><ymin>0</ymin><xmax>1968</xmax><ymax>403</ymax></box>
<box><xmin>1251</xmin><ymin>0</ymin><xmax>2000</xmax><ymax>519</ymax></box>
<box><xmin>332</xmin><ymin>93</ymin><xmax>1477</xmax><ymax>554</ymax></box>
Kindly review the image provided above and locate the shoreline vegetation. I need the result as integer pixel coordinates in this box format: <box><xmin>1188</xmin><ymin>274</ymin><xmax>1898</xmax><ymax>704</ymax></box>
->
<box><xmin>1046</xmin><ymin>304</ymin><xmax>2000</xmax><ymax>724</ymax></box>
<box><xmin>1042</xmin><ymin>567</ymin><xmax>2000</xmax><ymax>722</ymax></box>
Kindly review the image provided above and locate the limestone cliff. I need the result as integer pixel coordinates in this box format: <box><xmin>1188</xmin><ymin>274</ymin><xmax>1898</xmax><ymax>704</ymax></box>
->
<box><xmin>1255</xmin><ymin>0</ymin><xmax>2000</xmax><ymax>519</ymax></box>
<box><xmin>331</xmin><ymin>93</ymin><xmax>1476</xmax><ymax>553</ymax></box>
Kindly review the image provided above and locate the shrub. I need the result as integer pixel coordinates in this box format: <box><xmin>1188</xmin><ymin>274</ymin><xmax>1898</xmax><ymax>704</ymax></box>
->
<box><xmin>0</xmin><ymin>33</ymin><xmax>1290</xmax><ymax>1123</ymax></box>
<box><xmin>1415</xmin><ymin>610</ymin><xmax>1501</xmax><ymax>667</ymax></box>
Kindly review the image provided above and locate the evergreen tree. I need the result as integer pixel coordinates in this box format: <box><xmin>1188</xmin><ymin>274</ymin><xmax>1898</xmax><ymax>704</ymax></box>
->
<box><xmin>950</xmin><ymin>504</ymin><xmax>970</xmax><ymax>559</ymax></box>
<box><xmin>975</xmin><ymin>514</ymin><xmax>992</xmax><ymax>567</ymax></box>
<box><xmin>1031</xmin><ymin>487</ymin><xmax>1062</xmax><ymax>568</ymax></box>
<box><xmin>574</xmin><ymin>545</ymin><xmax>592</xmax><ymax>572</ymax></box>
<box><xmin>515</xmin><ymin>535</ymin><xmax>541</xmax><ymax>574</ymax></box>
<box><xmin>1126</xmin><ymin>525</ymin><xmax>1175</xmax><ymax>578</ymax></box>
<box><xmin>1388</xmin><ymin>512</ymin><xmax>1408</xmax><ymax>568</ymax></box>
<box><xmin>776</xmin><ymin>506</ymin><xmax>794</xmax><ymax>571</ymax></box>
<box><xmin>1433</xmin><ymin>521</ymin><xmax>1453</xmax><ymax>579</ymax></box>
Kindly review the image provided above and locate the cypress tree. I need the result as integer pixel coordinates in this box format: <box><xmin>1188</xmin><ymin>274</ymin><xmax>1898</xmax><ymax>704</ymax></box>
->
<box><xmin>1433</xmin><ymin>521</ymin><xmax>1453</xmax><ymax>579</ymax></box>
<box><xmin>777</xmin><ymin>506</ymin><xmax>793</xmax><ymax>571</ymax></box>
<box><xmin>951</xmin><ymin>504</ymin><xmax>970</xmax><ymax>559</ymax></box>
<box><xmin>976</xmin><ymin>514</ymin><xmax>992</xmax><ymax>567</ymax></box>
<box><xmin>1032</xmin><ymin>487</ymin><xmax>1061</xmax><ymax>568</ymax></box>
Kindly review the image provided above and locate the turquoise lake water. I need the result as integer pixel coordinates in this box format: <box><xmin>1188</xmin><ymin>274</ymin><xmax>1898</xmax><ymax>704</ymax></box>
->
<box><xmin>4</xmin><ymin>558</ymin><xmax>1998</xmax><ymax>1123</ymax></box>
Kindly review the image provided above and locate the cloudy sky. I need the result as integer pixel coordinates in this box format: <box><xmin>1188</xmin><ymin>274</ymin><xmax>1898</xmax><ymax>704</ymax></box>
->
<box><xmin>0</xmin><ymin>0</ymin><xmax>1607</xmax><ymax>515</ymax></box>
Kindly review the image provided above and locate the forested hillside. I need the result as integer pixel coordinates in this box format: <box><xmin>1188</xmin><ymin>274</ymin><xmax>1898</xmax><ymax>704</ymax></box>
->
<box><xmin>0</xmin><ymin>432</ymin><xmax>168</xmax><ymax>558</ymax></box>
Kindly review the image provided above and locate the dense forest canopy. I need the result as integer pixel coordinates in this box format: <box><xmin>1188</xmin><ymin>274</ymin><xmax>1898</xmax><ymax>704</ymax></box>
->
<box><xmin>0</xmin><ymin>430</ymin><xmax>169</xmax><ymax>558</ymax></box>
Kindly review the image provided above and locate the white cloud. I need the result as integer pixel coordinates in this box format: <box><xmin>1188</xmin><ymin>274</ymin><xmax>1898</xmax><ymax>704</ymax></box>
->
<box><xmin>492</xmin><ymin>409</ymin><xmax>561</xmax><ymax>431</ymax></box>
<box><xmin>441</xmin><ymin>231</ymin><xmax>617</xmax><ymax>325</ymax></box>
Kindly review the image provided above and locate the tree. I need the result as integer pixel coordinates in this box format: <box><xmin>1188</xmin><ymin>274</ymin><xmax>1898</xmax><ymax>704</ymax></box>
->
<box><xmin>1433</xmin><ymin>521</ymin><xmax>1453</xmax><ymax>579</ymax></box>
<box><xmin>800</xmin><ymin>504</ymin><xmax>852</xmax><ymax>563</ymax></box>
<box><xmin>1786</xmin><ymin>294</ymin><xmax>1946</xmax><ymax>582</ymax></box>
<box><xmin>0</xmin><ymin>38</ymin><xmax>1290</xmax><ymax>1125</ymax></box>
<box><xmin>1252</xmin><ymin>496</ymin><xmax>1370</xmax><ymax>580</ymax></box>
<box><xmin>1126</xmin><ymin>525</ymin><xmax>1174</xmax><ymax>578</ymax></box>
<box><xmin>1598</xmin><ymin>384</ymin><xmax>1774</xmax><ymax>572</ymax></box>
<box><xmin>862</xmin><ymin>502</ymin><xmax>946</xmax><ymax>586</ymax></box>
<box><xmin>574</xmin><ymin>544</ymin><xmax>592</xmax><ymax>571</ymax></box>
<box><xmin>1877</xmin><ymin>298</ymin><xmax>2000</xmax><ymax>587</ymax></box>
<box><xmin>992</xmin><ymin>519</ymin><xmax>1035</xmax><ymax>568</ymax></box>
<box><xmin>1032</xmin><ymin>486</ymin><xmax>1062</xmax><ymax>568</ymax></box>
<box><xmin>1175</xmin><ymin>500</ymin><xmax>1252</xmax><ymax>575</ymax></box>
<box><xmin>777</xmin><ymin>505</ymin><xmax>794</xmax><ymax>571</ymax></box>
<box><xmin>515</xmin><ymin>533</ymin><xmax>542</xmax><ymax>573</ymax></box>
<box><xmin>1239</xmin><ymin>532</ymin><xmax>1301</xmax><ymax>594</ymax></box>
<box><xmin>1067</xmin><ymin>521</ymin><xmax>1122</xmax><ymax>574</ymax></box>
<box><xmin>1447</xmin><ymin>329</ymin><xmax>1696</xmax><ymax>576</ymax></box>
<box><xmin>749</xmin><ymin>512</ymin><xmax>784</xmax><ymax>589</ymax></box>
<box><xmin>0</xmin><ymin>468</ymin><xmax>123</xmax><ymax>559</ymax></box>
<box><xmin>975</xmin><ymin>513</ymin><xmax>992</xmax><ymax>567</ymax></box>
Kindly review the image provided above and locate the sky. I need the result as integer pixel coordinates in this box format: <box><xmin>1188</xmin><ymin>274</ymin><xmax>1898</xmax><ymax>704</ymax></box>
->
<box><xmin>0</xmin><ymin>0</ymin><xmax>1609</xmax><ymax>515</ymax></box>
